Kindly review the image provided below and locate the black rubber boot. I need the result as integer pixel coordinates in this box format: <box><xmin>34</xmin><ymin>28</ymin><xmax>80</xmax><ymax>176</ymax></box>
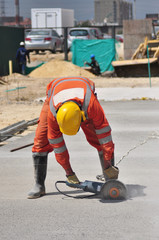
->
<box><xmin>27</xmin><ymin>155</ymin><xmax>47</xmax><ymax>199</ymax></box>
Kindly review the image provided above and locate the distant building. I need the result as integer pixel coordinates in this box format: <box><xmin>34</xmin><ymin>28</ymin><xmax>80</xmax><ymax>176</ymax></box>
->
<box><xmin>146</xmin><ymin>13</ymin><xmax>159</xmax><ymax>20</ymax></box>
<box><xmin>0</xmin><ymin>16</ymin><xmax>23</xmax><ymax>25</ymax></box>
<box><xmin>0</xmin><ymin>16</ymin><xmax>31</xmax><ymax>27</ymax></box>
<box><xmin>146</xmin><ymin>13</ymin><xmax>159</xmax><ymax>25</ymax></box>
<box><xmin>94</xmin><ymin>0</ymin><xmax>133</xmax><ymax>25</ymax></box>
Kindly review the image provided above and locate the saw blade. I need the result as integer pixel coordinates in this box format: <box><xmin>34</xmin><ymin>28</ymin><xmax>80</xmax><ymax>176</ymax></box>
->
<box><xmin>100</xmin><ymin>180</ymin><xmax>127</xmax><ymax>200</ymax></box>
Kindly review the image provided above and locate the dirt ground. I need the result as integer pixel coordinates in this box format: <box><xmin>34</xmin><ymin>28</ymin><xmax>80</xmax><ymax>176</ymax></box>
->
<box><xmin>1</xmin><ymin>51</ymin><xmax>159</xmax><ymax>131</ymax></box>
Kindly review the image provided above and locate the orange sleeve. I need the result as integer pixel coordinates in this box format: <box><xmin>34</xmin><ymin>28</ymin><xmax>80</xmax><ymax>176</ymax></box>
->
<box><xmin>47</xmin><ymin>109</ymin><xmax>73</xmax><ymax>175</ymax></box>
<box><xmin>87</xmin><ymin>94</ymin><xmax>114</xmax><ymax>164</ymax></box>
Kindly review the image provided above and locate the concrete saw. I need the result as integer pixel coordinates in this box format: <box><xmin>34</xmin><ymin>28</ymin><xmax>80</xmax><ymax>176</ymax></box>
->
<box><xmin>65</xmin><ymin>179</ymin><xmax>127</xmax><ymax>200</ymax></box>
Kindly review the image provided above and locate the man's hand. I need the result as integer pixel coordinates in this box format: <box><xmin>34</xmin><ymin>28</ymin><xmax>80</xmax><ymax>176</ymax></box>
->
<box><xmin>104</xmin><ymin>166</ymin><xmax>119</xmax><ymax>180</ymax></box>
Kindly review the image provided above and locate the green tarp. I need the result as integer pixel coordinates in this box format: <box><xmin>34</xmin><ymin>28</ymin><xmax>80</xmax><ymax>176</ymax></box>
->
<box><xmin>72</xmin><ymin>39</ymin><xmax>116</xmax><ymax>73</ymax></box>
<box><xmin>25</xmin><ymin>62</ymin><xmax>45</xmax><ymax>75</ymax></box>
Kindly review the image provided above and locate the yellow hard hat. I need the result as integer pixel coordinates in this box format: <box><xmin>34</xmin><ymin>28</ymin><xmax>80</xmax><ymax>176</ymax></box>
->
<box><xmin>56</xmin><ymin>101</ymin><xmax>85</xmax><ymax>135</ymax></box>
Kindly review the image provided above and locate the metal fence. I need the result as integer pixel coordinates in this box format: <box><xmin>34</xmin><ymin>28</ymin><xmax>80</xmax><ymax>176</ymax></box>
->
<box><xmin>0</xmin><ymin>25</ymin><xmax>122</xmax><ymax>76</ymax></box>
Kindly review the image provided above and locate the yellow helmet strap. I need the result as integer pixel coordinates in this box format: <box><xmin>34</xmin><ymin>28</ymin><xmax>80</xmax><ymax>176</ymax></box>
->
<box><xmin>81</xmin><ymin>111</ymin><xmax>86</xmax><ymax>121</ymax></box>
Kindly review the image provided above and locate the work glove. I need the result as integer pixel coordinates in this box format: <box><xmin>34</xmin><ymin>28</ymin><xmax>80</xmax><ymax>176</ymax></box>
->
<box><xmin>104</xmin><ymin>166</ymin><xmax>119</xmax><ymax>180</ymax></box>
<box><xmin>66</xmin><ymin>174</ymin><xmax>80</xmax><ymax>185</ymax></box>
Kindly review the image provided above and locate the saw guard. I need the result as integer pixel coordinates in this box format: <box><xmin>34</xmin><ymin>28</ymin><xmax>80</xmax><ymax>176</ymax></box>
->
<box><xmin>100</xmin><ymin>180</ymin><xmax>127</xmax><ymax>200</ymax></box>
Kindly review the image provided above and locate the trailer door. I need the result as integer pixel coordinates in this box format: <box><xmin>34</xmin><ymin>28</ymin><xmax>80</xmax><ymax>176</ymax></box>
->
<box><xmin>46</xmin><ymin>12</ymin><xmax>57</xmax><ymax>28</ymax></box>
<box><xmin>35</xmin><ymin>12</ymin><xmax>46</xmax><ymax>28</ymax></box>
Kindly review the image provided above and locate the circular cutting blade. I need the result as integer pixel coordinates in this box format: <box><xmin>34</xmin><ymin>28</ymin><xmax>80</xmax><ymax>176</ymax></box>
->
<box><xmin>100</xmin><ymin>180</ymin><xmax>127</xmax><ymax>200</ymax></box>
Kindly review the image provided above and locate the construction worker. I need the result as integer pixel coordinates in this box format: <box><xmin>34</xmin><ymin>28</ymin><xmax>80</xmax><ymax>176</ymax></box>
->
<box><xmin>85</xmin><ymin>54</ymin><xmax>101</xmax><ymax>76</ymax></box>
<box><xmin>16</xmin><ymin>41</ymin><xmax>30</xmax><ymax>75</ymax></box>
<box><xmin>28</xmin><ymin>76</ymin><xmax>119</xmax><ymax>199</ymax></box>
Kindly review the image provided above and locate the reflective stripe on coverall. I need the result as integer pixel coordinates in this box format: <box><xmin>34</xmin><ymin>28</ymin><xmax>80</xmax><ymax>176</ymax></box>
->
<box><xmin>32</xmin><ymin>77</ymin><xmax>114</xmax><ymax>174</ymax></box>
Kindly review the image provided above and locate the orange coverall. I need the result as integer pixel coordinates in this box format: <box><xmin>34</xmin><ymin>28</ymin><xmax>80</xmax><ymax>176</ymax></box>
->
<box><xmin>32</xmin><ymin>77</ymin><xmax>114</xmax><ymax>175</ymax></box>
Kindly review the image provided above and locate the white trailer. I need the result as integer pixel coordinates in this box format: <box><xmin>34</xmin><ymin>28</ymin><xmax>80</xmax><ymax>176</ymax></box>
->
<box><xmin>31</xmin><ymin>8</ymin><xmax>74</xmax><ymax>35</ymax></box>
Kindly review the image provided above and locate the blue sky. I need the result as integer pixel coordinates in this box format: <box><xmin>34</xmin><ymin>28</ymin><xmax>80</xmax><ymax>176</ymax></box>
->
<box><xmin>3</xmin><ymin>0</ymin><xmax>159</xmax><ymax>21</ymax></box>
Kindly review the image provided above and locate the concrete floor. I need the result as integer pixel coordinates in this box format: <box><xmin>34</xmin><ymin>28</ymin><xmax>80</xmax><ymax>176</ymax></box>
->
<box><xmin>0</xmin><ymin>100</ymin><xmax>159</xmax><ymax>240</ymax></box>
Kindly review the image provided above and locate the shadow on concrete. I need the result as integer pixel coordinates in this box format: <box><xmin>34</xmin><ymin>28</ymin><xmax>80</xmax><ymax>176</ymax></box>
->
<box><xmin>45</xmin><ymin>184</ymin><xmax>146</xmax><ymax>202</ymax></box>
<box><xmin>46</xmin><ymin>189</ymin><xmax>98</xmax><ymax>199</ymax></box>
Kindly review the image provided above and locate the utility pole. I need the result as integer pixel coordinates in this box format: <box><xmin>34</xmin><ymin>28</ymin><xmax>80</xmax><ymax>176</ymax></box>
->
<box><xmin>15</xmin><ymin>0</ymin><xmax>20</xmax><ymax>26</ymax></box>
<box><xmin>113</xmin><ymin>1</ymin><xmax>117</xmax><ymax>23</ymax></box>
<box><xmin>134</xmin><ymin>0</ymin><xmax>136</xmax><ymax>20</ymax></box>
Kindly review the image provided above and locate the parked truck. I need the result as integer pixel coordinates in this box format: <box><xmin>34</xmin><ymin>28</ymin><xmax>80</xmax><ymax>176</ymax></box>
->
<box><xmin>31</xmin><ymin>8</ymin><xmax>74</xmax><ymax>35</ymax></box>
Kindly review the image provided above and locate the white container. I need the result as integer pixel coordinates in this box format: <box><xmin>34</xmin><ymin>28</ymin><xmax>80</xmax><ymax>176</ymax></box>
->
<box><xmin>31</xmin><ymin>8</ymin><xmax>74</xmax><ymax>35</ymax></box>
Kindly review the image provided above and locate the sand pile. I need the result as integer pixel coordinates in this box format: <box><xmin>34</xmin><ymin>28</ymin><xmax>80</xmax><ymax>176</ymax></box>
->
<box><xmin>29</xmin><ymin>59</ymin><xmax>95</xmax><ymax>78</ymax></box>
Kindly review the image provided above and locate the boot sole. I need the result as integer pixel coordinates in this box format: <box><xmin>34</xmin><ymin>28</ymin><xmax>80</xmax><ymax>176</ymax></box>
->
<box><xmin>27</xmin><ymin>191</ymin><xmax>45</xmax><ymax>199</ymax></box>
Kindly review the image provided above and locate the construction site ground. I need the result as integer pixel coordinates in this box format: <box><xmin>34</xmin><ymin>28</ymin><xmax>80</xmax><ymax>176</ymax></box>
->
<box><xmin>0</xmin><ymin>51</ymin><xmax>159</xmax><ymax>239</ymax></box>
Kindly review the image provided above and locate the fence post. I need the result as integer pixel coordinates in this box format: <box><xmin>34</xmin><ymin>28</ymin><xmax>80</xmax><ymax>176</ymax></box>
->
<box><xmin>147</xmin><ymin>45</ymin><xmax>152</xmax><ymax>87</ymax></box>
<box><xmin>9</xmin><ymin>60</ymin><xmax>13</xmax><ymax>75</ymax></box>
<box><xmin>64</xmin><ymin>27</ymin><xmax>68</xmax><ymax>61</ymax></box>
